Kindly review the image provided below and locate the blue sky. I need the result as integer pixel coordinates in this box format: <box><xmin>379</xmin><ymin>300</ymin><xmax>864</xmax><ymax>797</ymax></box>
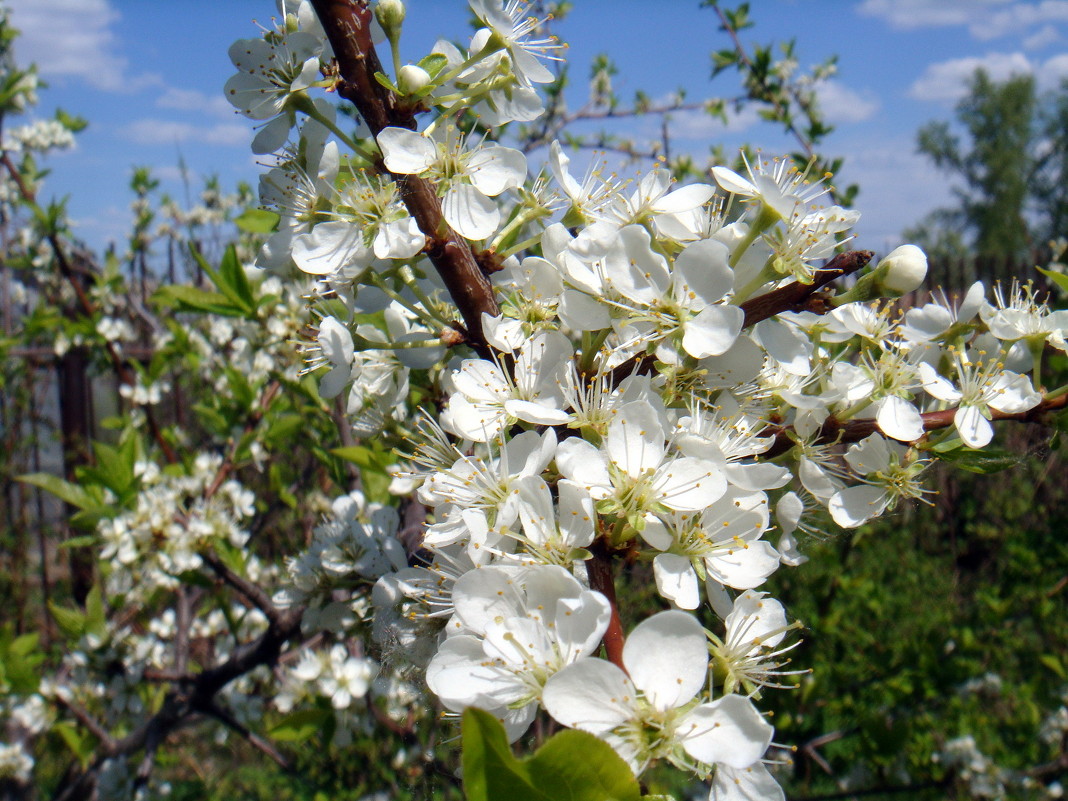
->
<box><xmin>8</xmin><ymin>0</ymin><xmax>1068</xmax><ymax>255</ymax></box>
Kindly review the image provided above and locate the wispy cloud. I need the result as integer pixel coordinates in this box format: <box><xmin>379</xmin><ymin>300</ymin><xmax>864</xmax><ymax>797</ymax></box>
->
<box><xmin>156</xmin><ymin>87</ymin><xmax>235</xmax><ymax>120</ymax></box>
<box><xmin>6</xmin><ymin>0</ymin><xmax>158</xmax><ymax>92</ymax></box>
<box><xmin>120</xmin><ymin>119</ymin><xmax>251</xmax><ymax>147</ymax></box>
<box><xmin>835</xmin><ymin>138</ymin><xmax>957</xmax><ymax>250</ymax></box>
<box><xmin>815</xmin><ymin>81</ymin><xmax>881</xmax><ymax>124</ymax></box>
<box><xmin>908</xmin><ymin>51</ymin><xmax>1068</xmax><ymax>102</ymax></box>
<box><xmin>857</xmin><ymin>0</ymin><xmax>1010</xmax><ymax>31</ymax></box>
<box><xmin>858</xmin><ymin>0</ymin><xmax>1068</xmax><ymax>41</ymax></box>
<box><xmin>1023</xmin><ymin>23</ymin><xmax>1061</xmax><ymax>49</ymax></box>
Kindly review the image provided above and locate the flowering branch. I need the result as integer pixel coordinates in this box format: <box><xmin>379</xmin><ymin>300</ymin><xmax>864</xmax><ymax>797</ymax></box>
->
<box><xmin>740</xmin><ymin>250</ymin><xmax>874</xmax><ymax>327</ymax></box>
<box><xmin>310</xmin><ymin>0</ymin><xmax>499</xmax><ymax>352</ymax></box>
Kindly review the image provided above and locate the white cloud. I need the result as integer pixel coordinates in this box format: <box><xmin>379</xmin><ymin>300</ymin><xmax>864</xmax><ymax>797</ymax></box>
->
<box><xmin>156</xmin><ymin>87</ymin><xmax>235</xmax><ymax>120</ymax></box>
<box><xmin>7</xmin><ymin>0</ymin><xmax>156</xmax><ymax>92</ymax></box>
<box><xmin>814</xmin><ymin>81</ymin><xmax>880</xmax><ymax>124</ymax></box>
<box><xmin>857</xmin><ymin>0</ymin><xmax>1010</xmax><ymax>30</ymax></box>
<box><xmin>1023</xmin><ymin>23</ymin><xmax>1061</xmax><ymax>48</ymax></box>
<box><xmin>909</xmin><ymin>51</ymin><xmax>1068</xmax><ymax>102</ymax></box>
<box><xmin>980</xmin><ymin>1</ymin><xmax>1068</xmax><ymax>40</ymax></box>
<box><xmin>120</xmin><ymin>119</ymin><xmax>251</xmax><ymax>147</ymax></box>
<box><xmin>907</xmin><ymin>52</ymin><xmax>1034</xmax><ymax>102</ymax></box>
<box><xmin>666</xmin><ymin>104</ymin><xmax>763</xmax><ymax>138</ymax></box>
<box><xmin>858</xmin><ymin>0</ymin><xmax>1068</xmax><ymax>41</ymax></box>
<box><xmin>834</xmin><ymin>138</ymin><xmax>957</xmax><ymax>251</ymax></box>
<box><xmin>1039</xmin><ymin>53</ymin><xmax>1068</xmax><ymax>86</ymax></box>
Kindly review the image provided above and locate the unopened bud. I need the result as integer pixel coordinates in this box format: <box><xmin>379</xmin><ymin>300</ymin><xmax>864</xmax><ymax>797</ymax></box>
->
<box><xmin>831</xmin><ymin>243</ymin><xmax>928</xmax><ymax>307</ymax></box>
<box><xmin>877</xmin><ymin>244</ymin><xmax>927</xmax><ymax>295</ymax></box>
<box><xmin>375</xmin><ymin>0</ymin><xmax>406</xmax><ymax>34</ymax></box>
<box><xmin>397</xmin><ymin>64</ymin><xmax>431</xmax><ymax>95</ymax></box>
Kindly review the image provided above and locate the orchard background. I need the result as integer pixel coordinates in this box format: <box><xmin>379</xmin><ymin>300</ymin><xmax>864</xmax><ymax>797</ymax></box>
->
<box><xmin>1</xmin><ymin>2</ymin><xmax>1067</xmax><ymax>801</ymax></box>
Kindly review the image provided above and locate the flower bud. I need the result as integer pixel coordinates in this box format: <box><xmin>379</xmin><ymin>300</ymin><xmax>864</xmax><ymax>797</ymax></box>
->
<box><xmin>831</xmin><ymin>244</ymin><xmax>928</xmax><ymax>307</ymax></box>
<box><xmin>876</xmin><ymin>244</ymin><xmax>927</xmax><ymax>295</ymax></box>
<box><xmin>397</xmin><ymin>64</ymin><xmax>431</xmax><ymax>95</ymax></box>
<box><xmin>375</xmin><ymin>0</ymin><xmax>406</xmax><ymax>33</ymax></box>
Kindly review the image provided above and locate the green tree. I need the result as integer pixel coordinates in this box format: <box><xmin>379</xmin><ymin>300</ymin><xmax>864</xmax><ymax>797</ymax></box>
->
<box><xmin>1033</xmin><ymin>78</ymin><xmax>1068</xmax><ymax>245</ymax></box>
<box><xmin>911</xmin><ymin>69</ymin><xmax>1036</xmax><ymax>259</ymax></box>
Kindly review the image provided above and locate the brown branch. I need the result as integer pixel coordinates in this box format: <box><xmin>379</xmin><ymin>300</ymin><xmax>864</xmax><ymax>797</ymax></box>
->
<box><xmin>200</xmin><ymin>549</ymin><xmax>281</xmax><ymax>624</ymax></box>
<box><xmin>739</xmin><ymin>250</ymin><xmax>873</xmax><ymax>328</ymax></box>
<box><xmin>204</xmin><ymin>379</ymin><xmax>281</xmax><ymax>499</ymax></box>
<box><xmin>367</xmin><ymin>696</ymin><xmax>418</xmax><ymax>738</ymax></box>
<box><xmin>203</xmin><ymin>700</ymin><xmax>293</xmax><ymax>771</ymax></box>
<box><xmin>80</xmin><ymin>607</ymin><xmax>305</xmax><ymax>766</ymax></box>
<box><xmin>53</xmin><ymin>695</ymin><xmax>116</xmax><ymax>751</ymax></box>
<box><xmin>587</xmin><ymin>540</ymin><xmax>626</xmax><ymax>672</ymax></box>
<box><xmin>520</xmin><ymin>97</ymin><xmax>744</xmax><ymax>156</ymax></box>
<box><xmin>309</xmin><ymin>0</ymin><xmax>499</xmax><ymax>354</ymax></box>
<box><xmin>608</xmin><ymin>250</ymin><xmax>872</xmax><ymax>386</ymax></box>
<box><xmin>762</xmin><ymin>390</ymin><xmax>1068</xmax><ymax>459</ymax></box>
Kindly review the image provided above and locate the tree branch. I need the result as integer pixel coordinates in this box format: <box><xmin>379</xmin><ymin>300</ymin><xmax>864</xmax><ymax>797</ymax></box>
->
<box><xmin>739</xmin><ymin>250</ymin><xmax>873</xmax><ymax>328</ymax></box>
<box><xmin>587</xmin><ymin>540</ymin><xmax>626</xmax><ymax>672</ymax></box>
<box><xmin>309</xmin><ymin>0</ymin><xmax>499</xmax><ymax>354</ymax></box>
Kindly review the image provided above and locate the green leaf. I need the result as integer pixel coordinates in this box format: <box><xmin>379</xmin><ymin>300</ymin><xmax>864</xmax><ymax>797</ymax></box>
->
<box><xmin>188</xmin><ymin>244</ymin><xmax>255</xmax><ymax>316</ymax></box>
<box><xmin>218</xmin><ymin>244</ymin><xmax>256</xmax><ymax>314</ymax></box>
<box><xmin>330</xmin><ymin>445</ymin><xmax>380</xmax><ymax>468</ymax></box>
<box><xmin>269</xmin><ymin>708</ymin><xmax>332</xmax><ymax>743</ymax></box>
<box><xmin>85</xmin><ymin>584</ymin><xmax>106</xmax><ymax>639</ymax></box>
<box><xmin>933</xmin><ymin>445</ymin><xmax>1019</xmax><ymax>474</ymax></box>
<box><xmin>1037</xmin><ymin>266</ymin><xmax>1068</xmax><ymax>295</ymax></box>
<box><xmin>462</xmin><ymin>708</ymin><xmax>640</xmax><ymax>801</ymax></box>
<box><xmin>234</xmin><ymin>207</ymin><xmax>280</xmax><ymax>234</ymax></box>
<box><xmin>48</xmin><ymin>601</ymin><xmax>87</xmax><ymax>640</ymax></box>
<box><xmin>1039</xmin><ymin>653</ymin><xmax>1066</xmax><ymax>678</ymax></box>
<box><xmin>526</xmin><ymin>729</ymin><xmax>643</xmax><ymax>801</ymax></box>
<box><xmin>264</xmin><ymin>413</ymin><xmax>305</xmax><ymax>443</ymax></box>
<box><xmin>54</xmin><ymin>722</ymin><xmax>95</xmax><ymax>768</ymax></box>
<box><xmin>1</xmin><ymin>632</ymin><xmax>43</xmax><ymax>693</ymax></box>
<box><xmin>153</xmin><ymin>284</ymin><xmax>246</xmax><ymax>317</ymax></box>
<box><xmin>85</xmin><ymin>437</ymin><xmax>137</xmax><ymax>498</ymax></box>
<box><xmin>18</xmin><ymin>472</ymin><xmax>96</xmax><ymax>511</ymax></box>
<box><xmin>374</xmin><ymin>70</ymin><xmax>400</xmax><ymax>94</ymax></box>
<box><xmin>417</xmin><ymin>53</ymin><xmax>449</xmax><ymax>79</ymax></box>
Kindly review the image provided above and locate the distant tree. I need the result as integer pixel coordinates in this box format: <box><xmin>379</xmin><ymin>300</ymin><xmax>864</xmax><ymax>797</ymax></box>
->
<box><xmin>909</xmin><ymin>69</ymin><xmax>1036</xmax><ymax>260</ymax></box>
<box><xmin>1033</xmin><ymin>78</ymin><xmax>1068</xmax><ymax>245</ymax></box>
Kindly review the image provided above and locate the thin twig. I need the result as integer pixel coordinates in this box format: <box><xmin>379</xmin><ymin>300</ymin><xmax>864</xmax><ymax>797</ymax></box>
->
<box><xmin>203</xmin><ymin>700</ymin><xmax>293</xmax><ymax>770</ymax></box>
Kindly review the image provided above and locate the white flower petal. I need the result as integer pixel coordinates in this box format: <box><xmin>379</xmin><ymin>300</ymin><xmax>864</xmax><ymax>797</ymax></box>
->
<box><xmin>682</xmin><ymin>306</ymin><xmax>745</xmax><ymax>358</ymax></box>
<box><xmin>828</xmin><ymin>484</ymin><xmax>888</xmax><ymax>528</ymax></box>
<box><xmin>652</xmin><ymin>456</ymin><xmax>727</xmax><ymax>512</ymax></box>
<box><xmin>712</xmin><ymin>166</ymin><xmax>756</xmax><ymax>197</ymax></box>
<box><xmin>711</xmin><ymin>763</ymin><xmax>785</xmax><ymax>801</ymax></box>
<box><xmin>623</xmin><ymin>610</ymin><xmax>708</xmax><ymax>711</ymax></box>
<box><xmin>542</xmin><ymin>658</ymin><xmax>637</xmax><ymax>734</ymax></box>
<box><xmin>607</xmin><ymin>401</ymin><xmax>666</xmax><ymax>479</ymax></box>
<box><xmin>918</xmin><ymin>362</ymin><xmax>962</xmax><ymax>403</ymax></box>
<box><xmin>442</xmin><ymin>184</ymin><xmax>500</xmax><ymax>240</ymax></box>
<box><xmin>467</xmin><ymin>145</ymin><xmax>527</xmax><ymax>196</ymax></box>
<box><xmin>378</xmin><ymin>127</ymin><xmax>437</xmax><ymax>174</ymax></box>
<box><xmin>875</xmin><ymin>396</ymin><xmax>924</xmax><ymax>442</ymax></box>
<box><xmin>653</xmin><ymin>553</ymin><xmax>701</xmax><ymax>610</ymax></box>
<box><xmin>674</xmin><ymin>239</ymin><xmax>734</xmax><ymax>308</ymax></box>
<box><xmin>705</xmin><ymin>541</ymin><xmax>780</xmax><ymax>590</ymax></box>
<box><xmin>955</xmin><ymin>404</ymin><xmax>993</xmax><ymax>448</ymax></box>
<box><xmin>652</xmin><ymin>182</ymin><xmax>715</xmax><ymax>214</ymax></box>
<box><xmin>677</xmin><ymin>694</ymin><xmax>772</xmax><ymax>768</ymax></box>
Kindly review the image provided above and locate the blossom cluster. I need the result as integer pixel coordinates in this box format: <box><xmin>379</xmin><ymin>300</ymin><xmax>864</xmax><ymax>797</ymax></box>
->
<box><xmin>219</xmin><ymin>0</ymin><xmax>1068</xmax><ymax>798</ymax></box>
